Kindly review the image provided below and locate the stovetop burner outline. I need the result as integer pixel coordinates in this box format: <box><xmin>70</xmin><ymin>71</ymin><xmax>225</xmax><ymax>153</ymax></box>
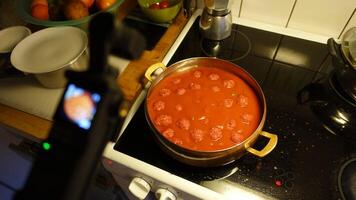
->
<box><xmin>200</xmin><ymin>30</ymin><xmax>251</xmax><ymax>62</ymax></box>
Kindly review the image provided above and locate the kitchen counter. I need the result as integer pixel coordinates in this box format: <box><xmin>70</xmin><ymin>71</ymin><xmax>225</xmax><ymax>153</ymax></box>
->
<box><xmin>0</xmin><ymin>0</ymin><xmax>188</xmax><ymax>141</ymax></box>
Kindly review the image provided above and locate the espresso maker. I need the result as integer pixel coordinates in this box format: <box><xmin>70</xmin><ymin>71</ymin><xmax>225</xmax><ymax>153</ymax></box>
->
<box><xmin>184</xmin><ymin>0</ymin><xmax>232</xmax><ymax>40</ymax></box>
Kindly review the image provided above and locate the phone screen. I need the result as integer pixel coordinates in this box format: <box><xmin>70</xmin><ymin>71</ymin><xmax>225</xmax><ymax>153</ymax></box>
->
<box><xmin>63</xmin><ymin>84</ymin><xmax>101</xmax><ymax>130</ymax></box>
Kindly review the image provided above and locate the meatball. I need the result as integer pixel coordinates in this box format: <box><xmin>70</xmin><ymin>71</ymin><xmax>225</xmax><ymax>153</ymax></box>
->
<box><xmin>162</xmin><ymin>128</ymin><xmax>175</xmax><ymax>138</ymax></box>
<box><xmin>241</xmin><ymin>113</ymin><xmax>253</xmax><ymax>124</ymax></box>
<box><xmin>231</xmin><ymin>130</ymin><xmax>244</xmax><ymax>143</ymax></box>
<box><xmin>159</xmin><ymin>88</ymin><xmax>171</xmax><ymax>97</ymax></box>
<box><xmin>212</xmin><ymin>86</ymin><xmax>221</xmax><ymax>92</ymax></box>
<box><xmin>176</xmin><ymin>88</ymin><xmax>186</xmax><ymax>95</ymax></box>
<box><xmin>209</xmin><ymin>73</ymin><xmax>220</xmax><ymax>80</ymax></box>
<box><xmin>237</xmin><ymin>95</ymin><xmax>248</xmax><ymax>107</ymax></box>
<box><xmin>155</xmin><ymin>114</ymin><xmax>173</xmax><ymax>126</ymax></box>
<box><xmin>223</xmin><ymin>80</ymin><xmax>235</xmax><ymax>88</ymax></box>
<box><xmin>190</xmin><ymin>128</ymin><xmax>204</xmax><ymax>143</ymax></box>
<box><xmin>173</xmin><ymin>138</ymin><xmax>183</xmax><ymax>145</ymax></box>
<box><xmin>226</xmin><ymin>119</ymin><xmax>236</xmax><ymax>130</ymax></box>
<box><xmin>193</xmin><ymin>70</ymin><xmax>202</xmax><ymax>78</ymax></box>
<box><xmin>190</xmin><ymin>83</ymin><xmax>201</xmax><ymax>90</ymax></box>
<box><xmin>172</xmin><ymin>78</ymin><xmax>181</xmax><ymax>84</ymax></box>
<box><xmin>223</xmin><ymin>98</ymin><xmax>234</xmax><ymax>108</ymax></box>
<box><xmin>210</xmin><ymin>126</ymin><xmax>223</xmax><ymax>141</ymax></box>
<box><xmin>153</xmin><ymin>100</ymin><xmax>165</xmax><ymax>111</ymax></box>
<box><xmin>176</xmin><ymin>118</ymin><xmax>190</xmax><ymax>130</ymax></box>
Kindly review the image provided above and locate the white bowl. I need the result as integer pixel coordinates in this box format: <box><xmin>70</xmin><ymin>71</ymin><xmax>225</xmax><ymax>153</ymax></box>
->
<box><xmin>0</xmin><ymin>26</ymin><xmax>31</xmax><ymax>53</ymax></box>
<box><xmin>10</xmin><ymin>26</ymin><xmax>88</xmax><ymax>88</ymax></box>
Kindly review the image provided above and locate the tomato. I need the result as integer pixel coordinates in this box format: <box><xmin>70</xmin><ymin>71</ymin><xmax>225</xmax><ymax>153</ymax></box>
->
<box><xmin>149</xmin><ymin>2</ymin><xmax>160</xmax><ymax>9</ymax></box>
<box><xmin>31</xmin><ymin>4</ymin><xmax>49</xmax><ymax>20</ymax></box>
<box><xmin>80</xmin><ymin>0</ymin><xmax>94</xmax><ymax>7</ymax></box>
<box><xmin>95</xmin><ymin>0</ymin><xmax>116</xmax><ymax>10</ymax></box>
<box><xmin>31</xmin><ymin>0</ymin><xmax>48</xmax><ymax>8</ymax></box>
<box><xmin>64</xmin><ymin>0</ymin><xmax>89</xmax><ymax>20</ymax></box>
<box><xmin>159</xmin><ymin>0</ymin><xmax>169</xmax><ymax>9</ymax></box>
<box><xmin>149</xmin><ymin>1</ymin><xmax>170</xmax><ymax>9</ymax></box>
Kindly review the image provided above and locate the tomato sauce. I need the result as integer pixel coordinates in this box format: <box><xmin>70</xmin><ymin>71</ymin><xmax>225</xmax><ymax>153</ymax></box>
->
<box><xmin>147</xmin><ymin>66</ymin><xmax>262</xmax><ymax>151</ymax></box>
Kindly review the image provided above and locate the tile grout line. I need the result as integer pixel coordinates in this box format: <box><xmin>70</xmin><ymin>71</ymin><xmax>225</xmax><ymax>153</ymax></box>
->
<box><xmin>316</xmin><ymin>53</ymin><xmax>330</xmax><ymax>73</ymax></box>
<box><xmin>238</xmin><ymin>0</ymin><xmax>243</xmax><ymax>18</ymax></box>
<box><xmin>261</xmin><ymin>35</ymin><xmax>284</xmax><ymax>87</ymax></box>
<box><xmin>285</xmin><ymin>0</ymin><xmax>298</xmax><ymax>28</ymax></box>
<box><xmin>312</xmin><ymin>53</ymin><xmax>329</xmax><ymax>81</ymax></box>
<box><xmin>338</xmin><ymin>8</ymin><xmax>356</xmax><ymax>39</ymax></box>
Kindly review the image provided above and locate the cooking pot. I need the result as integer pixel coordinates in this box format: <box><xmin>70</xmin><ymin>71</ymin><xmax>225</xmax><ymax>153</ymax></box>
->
<box><xmin>327</xmin><ymin>27</ymin><xmax>356</xmax><ymax>102</ymax></box>
<box><xmin>298</xmin><ymin>73</ymin><xmax>356</xmax><ymax>139</ymax></box>
<box><xmin>144</xmin><ymin>57</ymin><xmax>278</xmax><ymax>167</ymax></box>
<box><xmin>298</xmin><ymin>27</ymin><xmax>356</xmax><ymax>139</ymax></box>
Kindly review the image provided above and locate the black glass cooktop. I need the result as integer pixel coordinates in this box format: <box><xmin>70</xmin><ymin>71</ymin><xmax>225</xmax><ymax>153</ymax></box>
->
<box><xmin>115</xmin><ymin>18</ymin><xmax>356</xmax><ymax>199</ymax></box>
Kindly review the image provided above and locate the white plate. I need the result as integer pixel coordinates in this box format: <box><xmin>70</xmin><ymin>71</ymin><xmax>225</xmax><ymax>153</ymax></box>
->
<box><xmin>11</xmin><ymin>26</ymin><xmax>87</xmax><ymax>74</ymax></box>
<box><xmin>0</xmin><ymin>26</ymin><xmax>31</xmax><ymax>53</ymax></box>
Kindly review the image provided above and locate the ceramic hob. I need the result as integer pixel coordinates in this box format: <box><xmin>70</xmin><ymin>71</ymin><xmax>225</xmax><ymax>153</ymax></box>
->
<box><xmin>113</xmin><ymin>17</ymin><xmax>356</xmax><ymax>200</ymax></box>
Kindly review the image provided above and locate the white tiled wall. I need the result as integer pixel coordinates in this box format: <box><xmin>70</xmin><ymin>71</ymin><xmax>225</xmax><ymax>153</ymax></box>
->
<box><xmin>205</xmin><ymin>0</ymin><xmax>356</xmax><ymax>40</ymax></box>
<box><xmin>240</xmin><ymin>0</ymin><xmax>296</xmax><ymax>27</ymax></box>
<box><xmin>233</xmin><ymin>0</ymin><xmax>356</xmax><ymax>38</ymax></box>
<box><xmin>231</xmin><ymin>0</ymin><xmax>242</xmax><ymax>23</ymax></box>
<box><xmin>341</xmin><ymin>9</ymin><xmax>356</xmax><ymax>38</ymax></box>
<box><xmin>287</xmin><ymin>0</ymin><xmax>356</xmax><ymax>38</ymax></box>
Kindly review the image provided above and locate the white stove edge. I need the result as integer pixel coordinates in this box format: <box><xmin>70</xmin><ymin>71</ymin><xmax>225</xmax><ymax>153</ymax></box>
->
<box><xmin>102</xmin><ymin>142</ymin><xmax>227</xmax><ymax>200</ymax></box>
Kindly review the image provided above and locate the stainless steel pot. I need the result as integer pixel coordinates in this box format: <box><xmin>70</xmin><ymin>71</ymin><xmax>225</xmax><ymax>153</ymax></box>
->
<box><xmin>144</xmin><ymin>57</ymin><xmax>278</xmax><ymax>167</ymax></box>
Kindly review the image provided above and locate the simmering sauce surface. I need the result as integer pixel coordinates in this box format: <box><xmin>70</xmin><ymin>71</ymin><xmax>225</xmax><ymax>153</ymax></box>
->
<box><xmin>147</xmin><ymin>66</ymin><xmax>262</xmax><ymax>151</ymax></box>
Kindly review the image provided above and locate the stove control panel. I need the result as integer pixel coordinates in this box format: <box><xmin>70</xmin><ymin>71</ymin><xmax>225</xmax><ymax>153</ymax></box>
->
<box><xmin>128</xmin><ymin>177</ymin><xmax>151</xmax><ymax>199</ymax></box>
<box><xmin>156</xmin><ymin>188</ymin><xmax>177</xmax><ymax>200</ymax></box>
<box><xmin>102</xmin><ymin>142</ymin><xmax>225</xmax><ymax>200</ymax></box>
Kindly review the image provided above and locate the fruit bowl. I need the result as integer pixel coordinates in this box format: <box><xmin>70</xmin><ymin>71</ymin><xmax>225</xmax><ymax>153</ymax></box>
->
<box><xmin>137</xmin><ymin>0</ymin><xmax>182</xmax><ymax>23</ymax></box>
<box><xmin>16</xmin><ymin>0</ymin><xmax>124</xmax><ymax>30</ymax></box>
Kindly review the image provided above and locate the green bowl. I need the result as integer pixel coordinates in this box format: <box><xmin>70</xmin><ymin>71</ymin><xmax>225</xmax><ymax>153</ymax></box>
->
<box><xmin>138</xmin><ymin>0</ymin><xmax>182</xmax><ymax>23</ymax></box>
<box><xmin>16</xmin><ymin>0</ymin><xmax>124</xmax><ymax>30</ymax></box>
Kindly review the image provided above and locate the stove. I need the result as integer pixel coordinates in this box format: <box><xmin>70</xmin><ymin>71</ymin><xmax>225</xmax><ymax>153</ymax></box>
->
<box><xmin>103</xmin><ymin>13</ymin><xmax>356</xmax><ymax>200</ymax></box>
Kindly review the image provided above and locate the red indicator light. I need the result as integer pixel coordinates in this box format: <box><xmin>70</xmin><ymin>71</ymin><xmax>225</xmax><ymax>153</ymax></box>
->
<box><xmin>275</xmin><ymin>180</ymin><xmax>282</xmax><ymax>187</ymax></box>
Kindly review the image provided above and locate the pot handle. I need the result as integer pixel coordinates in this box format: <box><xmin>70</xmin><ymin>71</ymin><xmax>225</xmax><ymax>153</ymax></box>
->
<box><xmin>327</xmin><ymin>38</ymin><xmax>348</xmax><ymax>69</ymax></box>
<box><xmin>145</xmin><ymin>63</ymin><xmax>167</xmax><ymax>82</ymax></box>
<box><xmin>245</xmin><ymin>131</ymin><xmax>278</xmax><ymax>157</ymax></box>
